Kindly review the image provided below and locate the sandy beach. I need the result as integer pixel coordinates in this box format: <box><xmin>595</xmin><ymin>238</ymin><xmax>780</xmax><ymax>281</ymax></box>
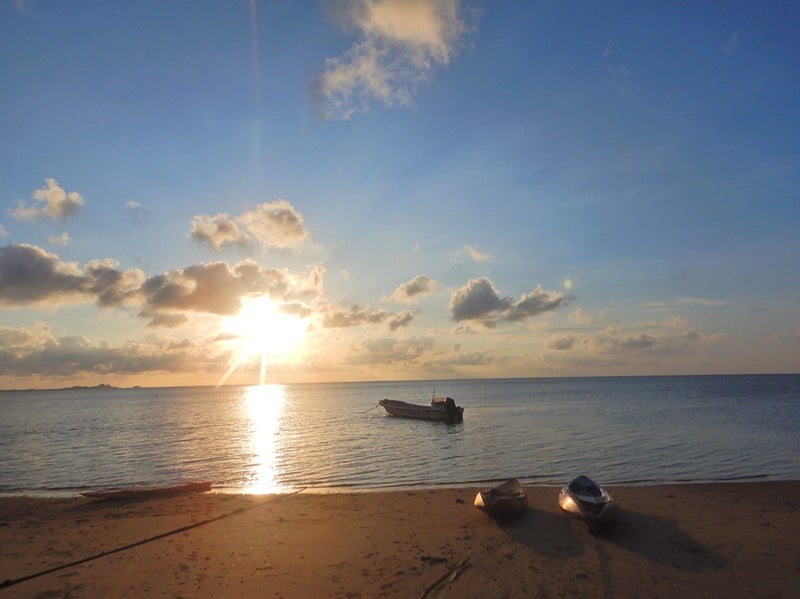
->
<box><xmin>1</xmin><ymin>482</ymin><xmax>798</xmax><ymax>598</ymax></box>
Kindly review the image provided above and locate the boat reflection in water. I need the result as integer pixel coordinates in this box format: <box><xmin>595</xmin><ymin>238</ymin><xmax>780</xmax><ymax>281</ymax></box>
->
<box><xmin>243</xmin><ymin>384</ymin><xmax>287</xmax><ymax>494</ymax></box>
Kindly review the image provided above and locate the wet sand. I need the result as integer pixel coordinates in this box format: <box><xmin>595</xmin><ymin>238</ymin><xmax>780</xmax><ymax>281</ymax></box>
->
<box><xmin>1</xmin><ymin>482</ymin><xmax>798</xmax><ymax>598</ymax></box>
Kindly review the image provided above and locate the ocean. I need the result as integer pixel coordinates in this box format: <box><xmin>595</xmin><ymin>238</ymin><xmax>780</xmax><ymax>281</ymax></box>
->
<box><xmin>1</xmin><ymin>374</ymin><xmax>798</xmax><ymax>496</ymax></box>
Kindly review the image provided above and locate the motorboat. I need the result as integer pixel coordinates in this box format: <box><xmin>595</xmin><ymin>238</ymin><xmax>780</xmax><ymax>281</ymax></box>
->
<box><xmin>378</xmin><ymin>396</ymin><xmax>463</xmax><ymax>423</ymax></box>
<box><xmin>558</xmin><ymin>475</ymin><xmax>619</xmax><ymax>532</ymax></box>
<box><xmin>474</xmin><ymin>478</ymin><xmax>527</xmax><ymax>519</ymax></box>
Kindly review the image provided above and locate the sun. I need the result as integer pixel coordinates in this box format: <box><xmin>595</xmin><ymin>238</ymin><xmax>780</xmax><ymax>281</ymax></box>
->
<box><xmin>220</xmin><ymin>295</ymin><xmax>308</xmax><ymax>385</ymax></box>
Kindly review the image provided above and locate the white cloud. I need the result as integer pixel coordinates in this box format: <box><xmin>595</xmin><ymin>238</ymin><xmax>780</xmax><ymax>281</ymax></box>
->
<box><xmin>461</xmin><ymin>245</ymin><xmax>491</xmax><ymax>262</ymax></box>
<box><xmin>236</xmin><ymin>200</ymin><xmax>309</xmax><ymax>249</ymax></box>
<box><xmin>9</xmin><ymin>179</ymin><xmax>85</xmax><ymax>221</ymax></box>
<box><xmin>190</xmin><ymin>213</ymin><xmax>249</xmax><ymax>251</ymax></box>
<box><xmin>48</xmin><ymin>233</ymin><xmax>70</xmax><ymax>246</ymax></box>
<box><xmin>315</xmin><ymin>0</ymin><xmax>470</xmax><ymax>119</ymax></box>
<box><xmin>190</xmin><ymin>200</ymin><xmax>309</xmax><ymax>252</ymax></box>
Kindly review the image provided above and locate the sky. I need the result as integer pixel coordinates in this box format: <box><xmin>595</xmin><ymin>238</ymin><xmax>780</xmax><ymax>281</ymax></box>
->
<box><xmin>1</xmin><ymin>0</ymin><xmax>798</xmax><ymax>389</ymax></box>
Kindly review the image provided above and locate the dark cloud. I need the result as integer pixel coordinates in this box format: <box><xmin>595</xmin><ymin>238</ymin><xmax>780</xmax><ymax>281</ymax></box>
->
<box><xmin>500</xmin><ymin>285</ymin><xmax>568</xmax><ymax>322</ymax></box>
<box><xmin>0</xmin><ymin>244</ymin><xmax>84</xmax><ymax>304</ymax></box>
<box><xmin>0</xmin><ymin>244</ymin><xmax>317</xmax><ymax>328</ymax></box>
<box><xmin>392</xmin><ymin>274</ymin><xmax>438</xmax><ymax>302</ymax></box>
<box><xmin>449</xmin><ymin>277</ymin><xmax>503</xmax><ymax>323</ymax></box>
<box><xmin>145</xmin><ymin>313</ymin><xmax>188</xmax><ymax>329</ymax></box>
<box><xmin>388</xmin><ymin>310</ymin><xmax>414</xmax><ymax>331</ymax></box>
<box><xmin>449</xmin><ymin>277</ymin><xmax>567</xmax><ymax>326</ymax></box>
<box><xmin>546</xmin><ymin>334</ymin><xmax>577</xmax><ymax>350</ymax></box>
<box><xmin>0</xmin><ymin>244</ymin><xmax>142</xmax><ymax>307</ymax></box>
<box><xmin>84</xmin><ymin>259</ymin><xmax>145</xmax><ymax>307</ymax></box>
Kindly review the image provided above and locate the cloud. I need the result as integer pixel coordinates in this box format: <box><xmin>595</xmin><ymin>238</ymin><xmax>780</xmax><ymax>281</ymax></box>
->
<box><xmin>138</xmin><ymin>259</ymin><xmax>297</xmax><ymax>319</ymax></box>
<box><xmin>9</xmin><ymin>179</ymin><xmax>85</xmax><ymax>221</ymax></box>
<box><xmin>602</xmin><ymin>41</ymin><xmax>632</xmax><ymax>97</ymax></box>
<box><xmin>191</xmin><ymin>200</ymin><xmax>309</xmax><ymax>252</ymax></box>
<box><xmin>661</xmin><ymin>316</ymin><xmax>690</xmax><ymax>330</ymax></box>
<box><xmin>126</xmin><ymin>200</ymin><xmax>155</xmax><ymax>228</ymax></box>
<box><xmin>320</xmin><ymin>301</ymin><xmax>414</xmax><ymax>331</ymax></box>
<box><xmin>581</xmin><ymin>327</ymin><xmax>659</xmax><ymax>355</ymax></box>
<box><xmin>48</xmin><ymin>233</ymin><xmax>70</xmax><ymax>246</ymax></box>
<box><xmin>322</xmin><ymin>304</ymin><xmax>390</xmax><ymax>328</ymax></box>
<box><xmin>642</xmin><ymin>297</ymin><xmax>728</xmax><ymax>310</ymax></box>
<box><xmin>546</xmin><ymin>333</ymin><xmax>577</xmax><ymax>350</ymax></box>
<box><xmin>605</xmin><ymin>64</ymin><xmax>632</xmax><ymax>97</ymax></box>
<box><xmin>449</xmin><ymin>276</ymin><xmax>567</xmax><ymax>326</ymax></box>
<box><xmin>344</xmin><ymin>335</ymin><xmax>434</xmax><ymax>365</ymax></box>
<box><xmin>0</xmin><ymin>243</ymin><xmax>320</xmax><ymax>328</ymax></box>
<box><xmin>388</xmin><ymin>310</ymin><xmax>414</xmax><ymax>330</ymax></box>
<box><xmin>190</xmin><ymin>213</ymin><xmax>249</xmax><ymax>251</ymax></box>
<box><xmin>392</xmin><ymin>274</ymin><xmax>438</xmax><ymax>302</ymax></box>
<box><xmin>0</xmin><ymin>324</ymin><xmax>230</xmax><ymax>378</ymax></box>
<box><xmin>0</xmin><ymin>244</ymin><xmax>143</xmax><ymax>307</ymax></box>
<box><xmin>449</xmin><ymin>277</ymin><xmax>503</xmax><ymax>324</ymax></box>
<box><xmin>567</xmin><ymin>307</ymin><xmax>594</xmax><ymax>325</ymax></box>
<box><xmin>461</xmin><ymin>245</ymin><xmax>491</xmax><ymax>262</ymax></box>
<box><xmin>725</xmin><ymin>32</ymin><xmax>740</xmax><ymax>54</ymax></box>
<box><xmin>314</xmin><ymin>0</ymin><xmax>470</xmax><ymax>119</ymax></box>
<box><xmin>0</xmin><ymin>225</ymin><xmax>6</xmax><ymax>238</ymax></box>
<box><xmin>602</xmin><ymin>39</ymin><xmax>617</xmax><ymax>59</ymax></box>
<box><xmin>237</xmin><ymin>200</ymin><xmax>309</xmax><ymax>249</ymax></box>
<box><xmin>500</xmin><ymin>285</ymin><xmax>568</xmax><ymax>322</ymax></box>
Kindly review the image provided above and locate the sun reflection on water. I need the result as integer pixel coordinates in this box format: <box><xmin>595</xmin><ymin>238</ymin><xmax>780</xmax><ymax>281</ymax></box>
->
<box><xmin>243</xmin><ymin>384</ymin><xmax>286</xmax><ymax>494</ymax></box>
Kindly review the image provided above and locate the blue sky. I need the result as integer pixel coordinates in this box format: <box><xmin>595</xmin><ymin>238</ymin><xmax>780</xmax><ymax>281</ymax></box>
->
<box><xmin>1</xmin><ymin>0</ymin><xmax>798</xmax><ymax>389</ymax></box>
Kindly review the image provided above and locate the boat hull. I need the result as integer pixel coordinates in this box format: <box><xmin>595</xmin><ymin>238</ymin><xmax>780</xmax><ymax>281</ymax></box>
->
<box><xmin>81</xmin><ymin>481</ymin><xmax>212</xmax><ymax>500</ymax></box>
<box><xmin>558</xmin><ymin>475</ymin><xmax>619</xmax><ymax>532</ymax></box>
<box><xmin>474</xmin><ymin>479</ymin><xmax>528</xmax><ymax>519</ymax></box>
<box><xmin>378</xmin><ymin>398</ymin><xmax>463</xmax><ymax>423</ymax></box>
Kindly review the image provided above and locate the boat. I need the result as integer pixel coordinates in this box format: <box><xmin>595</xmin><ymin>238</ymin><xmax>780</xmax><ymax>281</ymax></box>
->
<box><xmin>378</xmin><ymin>395</ymin><xmax>463</xmax><ymax>423</ymax></box>
<box><xmin>81</xmin><ymin>481</ymin><xmax>212</xmax><ymax>500</ymax></box>
<box><xmin>474</xmin><ymin>478</ymin><xmax>527</xmax><ymax>519</ymax></box>
<box><xmin>558</xmin><ymin>475</ymin><xmax>619</xmax><ymax>533</ymax></box>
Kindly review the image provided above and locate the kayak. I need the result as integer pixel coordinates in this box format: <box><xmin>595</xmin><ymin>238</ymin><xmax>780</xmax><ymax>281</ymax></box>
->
<box><xmin>81</xmin><ymin>481</ymin><xmax>212</xmax><ymax>499</ymax></box>
<box><xmin>474</xmin><ymin>479</ymin><xmax>528</xmax><ymax>519</ymax></box>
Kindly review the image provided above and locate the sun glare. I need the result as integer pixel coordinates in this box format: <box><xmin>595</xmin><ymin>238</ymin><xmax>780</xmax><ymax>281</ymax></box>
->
<box><xmin>243</xmin><ymin>384</ymin><xmax>287</xmax><ymax>494</ymax></box>
<box><xmin>221</xmin><ymin>296</ymin><xmax>308</xmax><ymax>385</ymax></box>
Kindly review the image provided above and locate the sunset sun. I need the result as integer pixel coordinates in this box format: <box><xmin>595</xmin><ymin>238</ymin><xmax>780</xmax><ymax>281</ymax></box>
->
<box><xmin>221</xmin><ymin>296</ymin><xmax>308</xmax><ymax>385</ymax></box>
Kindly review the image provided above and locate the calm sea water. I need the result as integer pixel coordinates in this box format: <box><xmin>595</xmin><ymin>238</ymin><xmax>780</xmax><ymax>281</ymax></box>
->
<box><xmin>1</xmin><ymin>375</ymin><xmax>798</xmax><ymax>496</ymax></box>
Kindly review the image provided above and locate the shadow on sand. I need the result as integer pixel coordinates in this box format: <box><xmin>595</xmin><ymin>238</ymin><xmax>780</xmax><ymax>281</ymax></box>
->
<box><xmin>500</xmin><ymin>507</ymin><xmax>726</xmax><ymax>572</ymax></box>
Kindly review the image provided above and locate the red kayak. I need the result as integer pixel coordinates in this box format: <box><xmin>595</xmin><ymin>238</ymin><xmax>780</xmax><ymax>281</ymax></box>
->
<box><xmin>81</xmin><ymin>481</ymin><xmax>212</xmax><ymax>499</ymax></box>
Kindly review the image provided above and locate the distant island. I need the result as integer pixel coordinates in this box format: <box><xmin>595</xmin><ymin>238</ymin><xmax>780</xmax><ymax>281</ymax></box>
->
<box><xmin>0</xmin><ymin>383</ymin><xmax>143</xmax><ymax>393</ymax></box>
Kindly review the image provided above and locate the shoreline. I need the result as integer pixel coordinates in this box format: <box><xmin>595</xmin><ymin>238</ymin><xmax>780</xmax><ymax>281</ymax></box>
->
<box><xmin>1</xmin><ymin>481</ymin><xmax>798</xmax><ymax>598</ymax></box>
<box><xmin>1</xmin><ymin>474</ymin><xmax>793</xmax><ymax>499</ymax></box>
